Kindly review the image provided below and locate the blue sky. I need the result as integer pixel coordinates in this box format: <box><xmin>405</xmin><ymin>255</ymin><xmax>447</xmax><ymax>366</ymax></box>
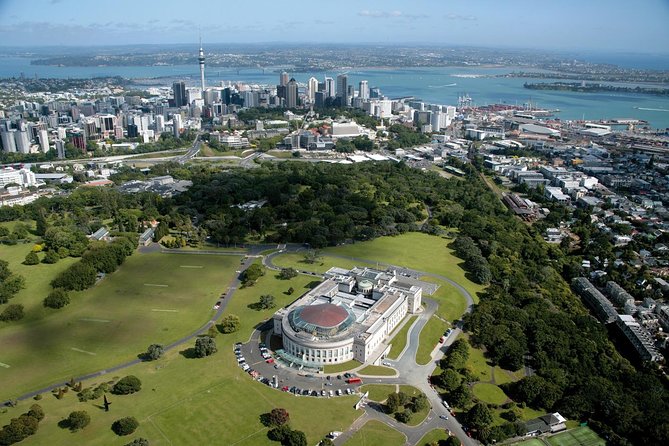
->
<box><xmin>0</xmin><ymin>0</ymin><xmax>668</xmax><ymax>53</ymax></box>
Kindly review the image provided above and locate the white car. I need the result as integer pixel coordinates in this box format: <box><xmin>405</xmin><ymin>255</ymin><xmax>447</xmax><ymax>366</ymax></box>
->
<box><xmin>382</xmin><ymin>361</ymin><xmax>391</xmax><ymax>366</ymax></box>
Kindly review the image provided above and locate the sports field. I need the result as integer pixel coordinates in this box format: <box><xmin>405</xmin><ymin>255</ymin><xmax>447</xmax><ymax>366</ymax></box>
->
<box><xmin>345</xmin><ymin>420</ymin><xmax>405</xmax><ymax>446</ymax></box>
<box><xmin>0</xmin><ymin>250</ymin><xmax>239</xmax><ymax>401</ymax></box>
<box><xmin>512</xmin><ymin>427</ymin><xmax>605</xmax><ymax>446</ymax></box>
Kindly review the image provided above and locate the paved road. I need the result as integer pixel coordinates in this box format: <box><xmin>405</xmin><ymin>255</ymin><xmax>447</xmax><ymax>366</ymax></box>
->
<box><xmin>1</xmin><ymin>247</ymin><xmax>253</xmax><ymax>406</ymax></box>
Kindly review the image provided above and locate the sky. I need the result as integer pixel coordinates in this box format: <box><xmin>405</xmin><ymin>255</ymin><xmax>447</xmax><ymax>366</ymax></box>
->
<box><xmin>0</xmin><ymin>0</ymin><xmax>668</xmax><ymax>54</ymax></box>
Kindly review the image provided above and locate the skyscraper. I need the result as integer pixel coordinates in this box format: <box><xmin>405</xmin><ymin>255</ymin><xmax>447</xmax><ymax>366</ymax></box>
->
<box><xmin>198</xmin><ymin>39</ymin><xmax>206</xmax><ymax>92</ymax></box>
<box><xmin>336</xmin><ymin>74</ymin><xmax>347</xmax><ymax>99</ymax></box>
<box><xmin>325</xmin><ymin>77</ymin><xmax>335</xmax><ymax>98</ymax></box>
<box><xmin>286</xmin><ymin>78</ymin><xmax>298</xmax><ymax>108</ymax></box>
<box><xmin>307</xmin><ymin>77</ymin><xmax>319</xmax><ymax>103</ymax></box>
<box><xmin>359</xmin><ymin>80</ymin><xmax>370</xmax><ymax>100</ymax></box>
<box><xmin>172</xmin><ymin>81</ymin><xmax>187</xmax><ymax>107</ymax></box>
<box><xmin>280</xmin><ymin>72</ymin><xmax>289</xmax><ymax>87</ymax></box>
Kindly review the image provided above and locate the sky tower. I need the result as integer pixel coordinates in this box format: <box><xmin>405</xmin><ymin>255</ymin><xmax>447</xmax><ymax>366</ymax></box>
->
<box><xmin>198</xmin><ymin>37</ymin><xmax>205</xmax><ymax>91</ymax></box>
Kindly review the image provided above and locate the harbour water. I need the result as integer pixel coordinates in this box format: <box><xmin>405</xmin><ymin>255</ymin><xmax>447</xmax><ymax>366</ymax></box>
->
<box><xmin>2</xmin><ymin>56</ymin><xmax>668</xmax><ymax>129</ymax></box>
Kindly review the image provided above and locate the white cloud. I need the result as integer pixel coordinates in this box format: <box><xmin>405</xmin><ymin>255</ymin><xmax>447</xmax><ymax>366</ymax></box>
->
<box><xmin>445</xmin><ymin>13</ymin><xmax>477</xmax><ymax>21</ymax></box>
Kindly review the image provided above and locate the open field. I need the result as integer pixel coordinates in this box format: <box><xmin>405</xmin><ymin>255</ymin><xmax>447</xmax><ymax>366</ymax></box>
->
<box><xmin>357</xmin><ymin>365</ymin><xmax>396</xmax><ymax>376</ymax></box>
<box><xmin>418</xmin><ymin>428</ymin><xmax>451</xmax><ymax>446</ymax></box>
<box><xmin>345</xmin><ymin>420</ymin><xmax>405</xmax><ymax>446</ymax></box>
<box><xmin>416</xmin><ymin>316</ymin><xmax>449</xmax><ymax>365</ymax></box>
<box><xmin>420</xmin><ymin>277</ymin><xmax>469</xmax><ymax>319</ymax></box>
<box><xmin>472</xmin><ymin>383</ymin><xmax>509</xmax><ymax>405</ymax></box>
<box><xmin>359</xmin><ymin>384</ymin><xmax>397</xmax><ymax>402</ymax></box>
<box><xmin>387</xmin><ymin>315</ymin><xmax>417</xmax><ymax>359</ymax></box>
<box><xmin>324</xmin><ymin>233</ymin><xmax>485</xmax><ymax>300</ymax></box>
<box><xmin>271</xmin><ymin>252</ymin><xmax>375</xmax><ymax>275</ymax></box>
<box><xmin>0</xmin><ymin>266</ymin><xmax>361</xmax><ymax>445</ymax></box>
<box><xmin>0</xmin><ymin>251</ymin><xmax>239</xmax><ymax>401</ymax></box>
<box><xmin>466</xmin><ymin>341</ymin><xmax>491</xmax><ymax>381</ymax></box>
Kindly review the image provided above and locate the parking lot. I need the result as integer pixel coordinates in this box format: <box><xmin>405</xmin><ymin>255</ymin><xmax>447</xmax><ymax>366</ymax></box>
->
<box><xmin>234</xmin><ymin>338</ymin><xmax>362</xmax><ymax>398</ymax></box>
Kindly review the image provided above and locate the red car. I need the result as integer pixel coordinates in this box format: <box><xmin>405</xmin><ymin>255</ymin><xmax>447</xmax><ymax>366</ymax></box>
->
<box><xmin>266</xmin><ymin>358</ymin><xmax>274</xmax><ymax>364</ymax></box>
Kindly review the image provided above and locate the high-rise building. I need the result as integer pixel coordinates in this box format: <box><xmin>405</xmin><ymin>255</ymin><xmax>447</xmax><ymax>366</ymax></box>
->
<box><xmin>359</xmin><ymin>80</ymin><xmax>370</xmax><ymax>100</ymax></box>
<box><xmin>54</xmin><ymin>139</ymin><xmax>65</xmax><ymax>159</ymax></box>
<box><xmin>172</xmin><ymin>81</ymin><xmax>187</xmax><ymax>107</ymax></box>
<box><xmin>14</xmin><ymin>130</ymin><xmax>31</xmax><ymax>154</ymax></box>
<box><xmin>315</xmin><ymin>91</ymin><xmax>326</xmax><ymax>108</ymax></box>
<box><xmin>155</xmin><ymin>115</ymin><xmax>165</xmax><ymax>134</ymax></box>
<box><xmin>38</xmin><ymin>129</ymin><xmax>49</xmax><ymax>153</ymax></box>
<box><xmin>325</xmin><ymin>77</ymin><xmax>335</xmax><ymax>98</ymax></box>
<box><xmin>286</xmin><ymin>78</ymin><xmax>298</xmax><ymax>108</ymax></box>
<box><xmin>244</xmin><ymin>91</ymin><xmax>258</xmax><ymax>108</ymax></box>
<box><xmin>336</xmin><ymin>74</ymin><xmax>348</xmax><ymax>101</ymax></box>
<box><xmin>280</xmin><ymin>72</ymin><xmax>289</xmax><ymax>87</ymax></box>
<box><xmin>0</xmin><ymin>129</ymin><xmax>16</xmax><ymax>153</ymax></box>
<box><xmin>307</xmin><ymin>77</ymin><xmax>319</xmax><ymax>103</ymax></box>
<box><xmin>172</xmin><ymin>114</ymin><xmax>183</xmax><ymax>137</ymax></box>
<box><xmin>198</xmin><ymin>39</ymin><xmax>206</xmax><ymax>91</ymax></box>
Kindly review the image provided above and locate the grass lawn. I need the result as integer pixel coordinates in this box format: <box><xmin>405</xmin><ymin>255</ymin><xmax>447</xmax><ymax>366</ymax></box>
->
<box><xmin>357</xmin><ymin>365</ymin><xmax>395</xmax><ymax>376</ymax></box>
<box><xmin>494</xmin><ymin>366</ymin><xmax>523</xmax><ymax>385</ymax></box>
<box><xmin>420</xmin><ymin>277</ymin><xmax>469</xmax><ymax>320</ymax></box>
<box><xmin>387</xmin><ymin>315</ymin><xmax>417</xmax><ymax>359</ymax></box>
<box><xmin>547</xmin><ymin>427</ymin><xmax>606</xmax><ymax>446</ymax></box>
<box><xmin>418</xmin><ymin>429</ymin><xmax>450</xmax><ymax>446</ymax></box>
<box><xmin>323</xmin><ymin>360</ymin><xmax>361</xmax><ymax>374</ymax></box>
<box><xmin>345</xmin><ymin>420</ymin><xmax>405</xmax><ymax>446</ymax></box>
<box><xmin>324</xmin><ymin>233</ymin><xmax>485</xmax><ymax>301</ymax></box>
<box><xmin>0</xmin><ymin>251</ymin><xmax>240</xmax><ymax>402</ymax></box>
<box><xmin>511</xmin><ymin>439</ymin><xmax>547</xmax><ymax>446</ymax></box>
<box><xmin>271</xmin><ymin>252</ymin><xmax>375</xmax><ymax>275</ymax></box>
<box><xmin>396</xmin><ymin>385</ymin><xmax>430</xmax><ymax>427</ymax></box>
<box><xmin>359</xmin><ymin>384</ymin><xmax>397</xmax><ymax>402</ymax></box>
<box><xmin>0</xmin><ymin>262</ymin><xmax>362</xmax><ymax>445</ymax></box>
<box><xmin>416</xmin><ymin>316</ymin><xmax>449</xmax><ymax>365</ymax></box>
<box><xmin>465</xmin><ymin>341</ymin><xmax>491</xmax><ymax>382</ymax></box>
<box><xmin>472</xmin><ymin>383</ymin><xmax>509</xmax><ymax>405</ymax></box>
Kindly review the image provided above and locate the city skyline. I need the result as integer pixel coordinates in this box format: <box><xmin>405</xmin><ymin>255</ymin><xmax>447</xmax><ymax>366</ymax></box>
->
<box><xmin>0</xmin><ymin>0</ymin><xmax>668</xmax><ymax>54</ymax></box>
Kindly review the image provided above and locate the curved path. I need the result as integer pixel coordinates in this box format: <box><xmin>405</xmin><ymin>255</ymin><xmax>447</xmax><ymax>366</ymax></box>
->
<box><xmin>1</xmin><ymin>248</ymin><xmax>254</xmax><ymax>406</ymax></box>
<box><xmin>264</xmin><ymin>245</ymin><xmax>478</xmax><ymax>446</ymax></box>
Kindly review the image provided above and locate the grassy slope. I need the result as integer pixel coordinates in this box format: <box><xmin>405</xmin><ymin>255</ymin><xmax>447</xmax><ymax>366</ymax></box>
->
<box><xmin>345</xmin><ymin>420</ymin><xmax>405</xmax><ymax>446</ymax></box>
<box><xmin>0</xmin><ymin>251</ymin><xmax>239</xmax><ymax>401</ymax></box>
<box><xmin>415</xmin><ymin>316</ymin><xmax>449</xmax><ymax>365</ymax></box>
<box><xmin>357</xmin><ymin>365</ymin><xmax>395</xmax><ymax>376</ymax></box>
<box><xmin>358</xmin><ymin>384</ymin><xmax>397</xmax><ymax>402</ymax></box>
<box><xmin>0</xmin><ymin>268</ymin><xmax>360</xmax><ymax>445</ymax></box>
<box><xmin>387</xmin><ymin>315</ymin><xmax>417</xmax><ymax>359</ymax></box>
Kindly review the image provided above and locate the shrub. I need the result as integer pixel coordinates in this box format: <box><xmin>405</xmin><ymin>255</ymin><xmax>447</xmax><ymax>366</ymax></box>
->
<box><xmin>112</xmin><ymin>376</ymin><xmax>142</xmax><ymax>395</ymax></box>
<box><xmin>23</xmin><ymin>252</ymin><xmax>39</xmax><ymax>265</ymax></box>
<box><xmin>219</xmin><ymin>314</ymin><xmax>240</xmax><ymax>333</ymax></box>
<box><xmin>27</xmin><ymin>404</ymin><xmax>44</xmax><ymax>422</ymax></box>
<box><xmin>112</xmin><ymin>417</ymin><xmax>139</xmax><ymax>436</ymax></box>
<box><xmin>124</xmin><ymin>438</ymin><xmax>150</xmax><ymax>446</ymax></box>
<box><xmin>268</xmin><ymin>408</ymin><xmax>290</xmax><ymax>426</ymax></box>
<box><xmin>42</xmin><ymin>250</ymin><xmax>60</xmax><ymax>264</ymax></box>
<box><xmin>51</xmin><ymin>261</ymin><xmax>97</xmax><ymax>291</ymax></box>
<box><xmin>0</xmin><ymin>304</ymin><xmax>24</xmax><ymax>322</ymax></box>
<box><xmin>67</xmin><ymin>410</ymin><xmax>91</xmax><ymax>431</ymax></box>
<box><xmin>43</xmin><ymin>289</ymin><xmax>70</xmax><ymax>309</ymax></box>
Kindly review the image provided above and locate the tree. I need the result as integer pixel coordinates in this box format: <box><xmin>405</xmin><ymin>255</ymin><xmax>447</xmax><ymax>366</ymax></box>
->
<box><xmin>51</xmin><ymin>261</ymin><xmax>97</xmax><ymax>291</ymax></box>
<box><xmin>397</xmin><ymin>391</ymin><xmax>411</xmax><ymax>406</ymax></box>
<box><xmin>35</xmin><ymin>208</ymin><xmax>49</xmax><ymax>236</ymax></box>
<box><xmin>0</xmin><ymin>304</ymin><xmax>24</xmax><ymax>322</ymax></box>
<box><xmin>287</xmin><ymin>287</ymin><xmax>294</xmax><ymax>295</ymax></box>
<box><xmin>444</xmin><ymin>436</ymin><xmax>461</xmax><ymax>446</ymax></box>
<box><xmin>259</xmin><ymin>294</ymin><xmax>276</xmax><ymax>309</ymax></box>
<box><xmin>467</xmin><ymin>403</ymin><xmax>493</xmax><ymax>431</ymax></box>
<box><xmin>267</xmin><ymin>424</ymin><xmax>291</xmax><ymax>442</ymax></box>
<box><xmin>411</xmin><ymin>393</ymin><xmax>429</xmax><ymax>413</ymax></box>
<box><xmin>241</xmin><ymin>264</ymin><xmax>264</xmax><ymax>286</ymax></box>
<box><xmin>43</xmin><ymin>289</ymin><xmax>70</xmax><ymax>309</ymax></box>
<box><xmin>42</xmin><ymin>249</ymin><xmax>60</xmax><ymax>264</ymax></box>
<box><xmin>439</xmin><ymin>368</ymin><xmax>462</xmax><ymax>392</ymax></box>
<box><xmin>194</xmin><ymin>336</ymin><xmax>217</xmax><ymax>357</ymax></box>
<box><xmin>449</xmin><ymin>384</ymin><xmax>472</xmax><ymax>408</ymax></box>
<box><xmin>124</xmin><ymin>439</ymin><xmax>150</xmax><ymax>446</ymax></box>
<box><xmin>395</xmin><ymin>408</ymin><xmax>412</xmax><ymax>423</ymax></box>
<box><xmin>27</xmin><ymin>405</ymin><xmax>44</xmax><ymax>422</ymax></box>
<box><xmin>112</xmin><ymin>375</ymin><xmax>142</xmax><ymax>395</ymax></box>
<box><xmin>23</xmin><ymin>252</ymin><xmax>39</xmax><ymax>265</ymax></box>
<box><xmin>284</xmin><ymin>429</ymin><xmax>307</xmax><ymax>446</ymax></box>
<box><xmin>112</xmin><ymin>417</ymin><xmax>139</xmax><ymax>436</ymax></box>
<box><xmin>278</xmin><ymin>268</ymin><xmax>298</xmax><ymax>280</ymax></box>
<box><xmin>67</xmin><ymin>410</ymin><xmax>91</xmax><ymax>431</ymax></box>
<box><xmin>144</xmin><ymin>344</ymin><xmax>164</xmax><ymax>361</ymax></box>
<box><xmin>220</xmin><ymin>314</ymin><xmax>240</xmax><ymax>333</ymax></box>
<box><xmin>302</xmin><ymin>250</ymin><xmax>322</xmax><ymax>264</ymax></box>
<box><xmin>268</xmin><ymin>408</ymin><xmax>290</xmax><ymax>426</ymax></box>
<box><xmin>385</xmin><ymin>392</ymin><xmax>400</xmax><ymax>413</ymax></box>
<box><xmin>320</xmin><ymin>438</ymin><xmax>335</xmax><ymax>446</ymax></box>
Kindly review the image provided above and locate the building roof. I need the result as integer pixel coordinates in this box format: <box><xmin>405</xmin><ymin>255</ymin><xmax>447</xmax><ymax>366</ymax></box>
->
<box><xmin>298</xmin><ymin>304</ymin><xmax>349</xmax><ymax>328</ymax></box>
